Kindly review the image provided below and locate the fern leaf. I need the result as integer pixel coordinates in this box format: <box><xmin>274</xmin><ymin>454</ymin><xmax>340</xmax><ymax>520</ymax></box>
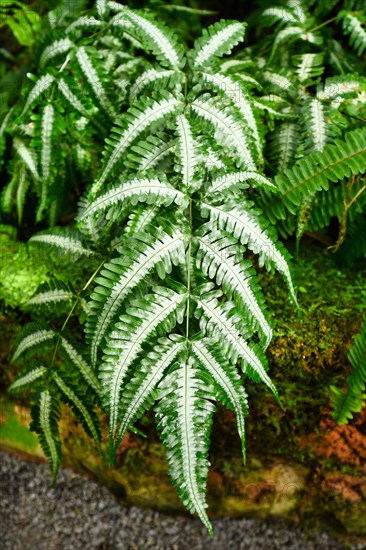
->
<box><xmin>29</xmin><ymin>229</ymin><xmax>94</xmax><ymax>257</ymax></box>
<box><xmin>206</xmin><ymin>170</ymin><xmax>276</xmax><ymax>195</ymax></box>
<box><xmin>191</xmin><ymin>340</ymin><xmax>248</xmax><ymax>461</ymax></box>
<box><xmin>193</xmin><ymin>20</ymin><xmax>246</xmax><ymax>68</ymax></box>
<box><xmin>13</xmin><ymin>137</ymin><xmax>39</xmax><ymax>181</ymax></box>
<box><xmin>87</xmin><ymin>227</ymin><xmax>185</xmax><ymax>366</ymax></box>
<box><xmin>202</xmin><ymin>201</ymin><xmax>296</xmax><ymax>302</ymax></box>
<box><xmin>175</xmin><ymin>114</ymin><xmax>197</xmax><ymax>189</ymax></box>
<box><xmin>30</xmin><ymin>390</ymin><xmax>61</xmax><ymax>481</ymax></box>
<box><xmin>22</xmin><ymin>73</ymin><xmax>54</xmax><ymax>115</ymax></box>
<box><xmin>60</xmin><ymin>338</ymin><xmax>100</xmax><ymax>395</ymax></box>
<box><xmin>198</xmin><ymin>72</ymin><xmax>263</xmax><ymax>162</ymax></box>
<box><xmin>66</xmin><ymin>16</ymin><xmax>104</xmax><ymax>34</ymax></box>
<box><xmin>122</xmin><ymin>7</ymin><xmax>184</xmax><ymax>69</ymax></box>
<box><xmin>194</xmin><ymin>293</ymin><xmax>278</xmax><ymax>399</ymax></box>
<box><xmin>96</xmin><ymin>0</ymin><xmax>108</xmax><ymax>18</ymax></box>
<box><xmin>331</xmin><ymin>317</ymin><xmax>366</xmax><ymax>424</ymax></box>
<box><xmin>275</xmin><ymin>128</ymin><xmax>366</xmax><ymax>214</ymax></box>
<box><xmin>91</xmin><ymin>94</ymin><xmax>183</xmax><ymax>194</ymax></box>
<box><xmin>129</xmin><ymin>68</ymin><xmax>179</xmax><ymax>100</ymax></box>
<box><xmin>28</xmin><ymin>284</ymin><xmax>74</xmax><ymax>307</ymax></box>
<box><xmin>40</xmin><ymin>104</ymin><xmax>54</xmax><ymax>182</ymax></box>
<box><xmin>101</xmin><ymin>287</ymin><xmax>187</xmax><ymax>437</ymax></box>
<box><xmin>84</xmin><ymin>177</ymin><xmax>185</xmax><ymax>220</ymax></box>
<box><xmin>155</xmin><ymin>356</ymin><xmax>214</xmax><ymax>534</ymax></box>
<box><xmin>305</xmin><ymin>98</ymin><xmax>327</xmax><ymax>152</ymax></box>
<box><xmin>12</xmin><ymin>325</ymin><xmax>55</xmax><ymax>363</ymax></box>
<box><xmin>192</xmin><ymin>97</ymin><xmax>255</xmax><ymax>170</ymax></box>
<box><xmin>124</xmin><ymin>205</ymin><xmax>159</xmax><ymax>235</ymax></box>
<box><xmin>130</xmin><ymin>134</ymin><xmax>175</xmax><ymax>172</ymax></box>
<box><xmin>57</xmin><ymin>78</ymin><xmax>92</xmax><ymax>118</ymax></box>
<box><xmin>261</xmin><ymin>7</ymin><xmax>301</xmax><ymax>25</ymax></box>
<box><xmin>39</xmin><ymin>37</ymin><xmax>74</xmax><ymax>67</ymax></box>
<box><xmin>53</xmin><ymin>372</ymin><xmax>100</xmax><ymax>443</ymax></box>
<box><xmin>9</xmin><ymin>365</ymin><xmax>47</xmax><ymax>392</ymax></box>
<box><xmin>194</xmin><ymin>229</ymin><xmax>272</xmax><ymax>346</ymax></box>
<box><xmin>293</xmin><ymin>53</ymin><xmax>324</xmax><ymax>83</ymax></box>
<box><xmin>113</xmin><ymin>336</ymin><xmax>185</xmax><ymax>453</ymax></box>
<box><xmin>75</xmin><ymin>46</ymin><xmax>116</xmax><ymax>117</ymax></box>
<box><xmin>16</xmin><ymin>166</ymin><xmax>30</xmax><ymax>224</ymax></box>
<box><xmin>339</xmin><ymin>11</ymin><xmax>366</xmax><ymax>56</ymax></box>
<box><xmin>269</xmin><ymin>122</ymin><xmax>298</xmax><ymax>173</ymax></box>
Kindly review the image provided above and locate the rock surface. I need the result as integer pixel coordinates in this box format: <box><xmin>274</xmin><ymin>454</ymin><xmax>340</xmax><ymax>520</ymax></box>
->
<box><xmin>1</xmin><ymin>451</ymin><xmax>365</xmax><ymax>550</ymax></box>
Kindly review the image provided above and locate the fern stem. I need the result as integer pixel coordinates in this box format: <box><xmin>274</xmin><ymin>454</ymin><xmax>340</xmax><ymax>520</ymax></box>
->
<box><xmin>185</xmin><ymin>198</ymin><xmax>193</xmax><ymax>339</ymax></box>
<box><xmin>50</xmin><ymin>260</ymin><xmax>106</xmax><ymax>369</ymax></box>
<box><xmin>307</xmin><ymin>17</ymin><xmax>337</xmax><ymax>33</ymax></box>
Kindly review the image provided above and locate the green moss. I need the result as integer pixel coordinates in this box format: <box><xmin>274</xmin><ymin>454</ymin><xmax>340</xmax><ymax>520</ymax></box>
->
<box><xmin>0</xmin><ymin>399</ymin><xmax>42</xmax><ymax>454</ymax></box>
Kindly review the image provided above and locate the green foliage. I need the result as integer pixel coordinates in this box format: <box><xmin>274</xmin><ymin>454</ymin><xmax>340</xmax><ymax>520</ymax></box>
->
<box><xmin>331</xmin><ymin>317</ymin><xmax>366</xmax><ymax>424</ymax></box>
<box><xmin>1</xmin><ymin>0</ymin><xmax>366</xmax><ymax>533</ymax></box>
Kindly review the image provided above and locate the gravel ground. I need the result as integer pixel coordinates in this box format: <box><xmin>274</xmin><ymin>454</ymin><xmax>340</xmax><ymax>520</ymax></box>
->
<box><xmin>1</xmin><ymin>451</ymin><xmax>365</xmax><ymax>550</ymax></box>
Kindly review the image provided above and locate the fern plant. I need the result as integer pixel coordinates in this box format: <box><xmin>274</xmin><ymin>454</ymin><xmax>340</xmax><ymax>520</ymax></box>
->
<box><xmin>5</xmin><ymin>0</ymin><xmax>366</xmax><ymax>533</ymax></box>
<box><xmin>8</xmin><ymin>2</ymin><xmax>298</xmax><ymax>533</ymax></box>
<box><xmin>250</xmin><ymin>0</ymin><xmax>366</xmax><ymax>253</ymax></box>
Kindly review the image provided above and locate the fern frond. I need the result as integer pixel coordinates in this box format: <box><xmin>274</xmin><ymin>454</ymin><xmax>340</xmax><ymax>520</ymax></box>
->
<box><xmin>87</xmin><ymin>226</ymin><xmax>185</xmax><ymax>366</ymax></box>
<box><xmin>128</xmin><ymin>133</ymin><xmax>175</xmax><ymax>172</ymax></box>
<box><xmin>268</xmin><ymin>122</ymin><xmax>298</xmax><ymax>173</ymax></box>
<box><xmin>66</xmin><ymin>16</ymin><xmax>104</xmax><ymax>34</ymax></box>
<box><xmin>331</xmin><ymin>317</ymin><xmax>366</xmax><ymax>424</ymax></box>
<box><xmin>21</xmin><ymin>73</ymin><xmax>54</xmax><ymax>115</ymax></box>
<box><xmin>101</xmin><ymin>286</ymin><xmax>187</xmax><ymax>437</ymax></box>
<box><xmin>175</xmin><ymin>114</ymin><xmax>197</xmax><ymax>189</ymax></box>
<box><xmin>84</xmin><ymin>177</ymin><xmax>186</xmax><ymax>220</ymax></box>
<box><xmin>274</xmin><ymin>128</ymin><xmax>366</xmax><ymax>214</ymax></box>
<box><xmin>27</xmin><ymin>280</ymin><xmax>74</xmax><ymax>308</ymax></box>
<box><xmin>155</xmin><ymin>355</ymin><xmax>214</xmax><ymax>534</ymax></box>
<box><xmin>339</xmin><ymin>11</ymin><xmax>366</xmax><ymax>56</ymax></box>
<box><xmin>194</xmin><ymin>229</ymin><xmax>272</xmax><ymax>346</ymax></box>
<box><xmin>52</xmin><ymin>372</ymin><xmax>101</xmax><ymax>444</ymax></box>
<box><xmin>129</xmin><ymin>68</ymin><xmax>180</xmax><ymax>101</ymax></box>
<box><xmin>9</xmin><ymin>364</ymin><xmax>47</xmax><ymax>392</ymax></box>
<box><xmin>29</xmin><ymin>228</ymin><xmax>94</xmax><ymax>257</ymax></box>
<box><xmin>202</xmin><ymin>201</ymin><xmax>296</xmax><ymax>301</ymax></box>
<box><xmin>293</xmin><ymin>53</ymin><xmax>324</xmax><ymax>84</ymax></box>
<box><xmin>191</xmin><ymin>97</ymin><xmax>255</xmax><ymax>170</ymax></box>
<box><xmin>57</xmin><ymin>78</ymin><xmax>92</xmax><ymax>118</ymax></box>
<box><xmin>75</xmin><ymin>46</ymin><xmax>116</xmax><ymax>118</ymax></box>
<box><xmin>39</xmin><ymin>37</ymin><xmax>74</xmax><ymax>67</ymax></box>
<box><xmin>91</xmin><ymin>94</ymin><xmax>183</xmax><ymax>194</ymax></box>
<box><xmin>197</xmin><ymin>72</ymin><xmax>262</xmax><ymax>162</ymax></box>
<box><xmin>96</xmin><ymin>0</ymin><xmax>108</xmax><ymax>19</ymax></box>
<box><xmin>114</xmin><ymin>335</ymin><xmax>185</xmax><ymax>453</ymax></box>
<box><xmin>194</xmin><ymin>292</ymin><xmax>278</xmax><ymax>399</ymax></box>
<box><xmin>261</xmin><ymin>7</ymin><xmax>301</xmax><ymax>25</ymax></box>
<box><xmin>192</xmin><ymin>20</ymin><xmax>246</xmax><ymax>68</ymax></box>
<box><xmin>13</xmin><ymin>137</ymin><xmax>39</xmax><ymax>181</ymax></box>
<box><xmin>60</xmin><ymin>338</ymin><xmax>100</xmax><ymax>395</ymax></box>
<box><xmin>191</xmin><ymin>340</ymin><xmax>248</xmax><ymax>461</ymax></box>
<box><xmin>12</xmin><ymin>323</ymin><xmax>55</xmax><ymax>363</ymax></box>
<box><xmin>16</xmin><ymin>166</ymin><xmax>30</xmax><ymax>224</ymax></box>
<box><xmin>30</xmin><ymin>390</ymin><xmax>61</xmax><ymax>481</ymax></box>
<box><xmin>206</xmin><ymin>170</ymin><xmax>276</xmax><ymax>195</ymax></box>
<box><xmin>122</xmin><ymin>7</ymin><xmax>184</xmax><ymax>69</ymax></box>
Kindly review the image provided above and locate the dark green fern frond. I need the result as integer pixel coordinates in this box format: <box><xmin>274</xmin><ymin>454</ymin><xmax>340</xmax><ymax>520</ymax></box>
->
<box><xmin>273</xmin><ymin>128</ymin><xmax>366</xmax><ymax>216</ymax></box>
<box><xmin>30</xmin><ymin>389</ymin><xmax>62</xmax><ymax>482</ymax></box>
<box><xmin>331</xmin><ymin>317</ymin><xmax>366</xmax><ymax>424</ymax></box>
